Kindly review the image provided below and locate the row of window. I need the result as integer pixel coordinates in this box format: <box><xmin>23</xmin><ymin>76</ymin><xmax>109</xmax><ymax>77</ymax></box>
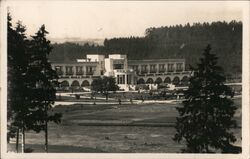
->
<box><xmin>55</xmin><ymin>66</ymin><xmax>96</xmax><ymax>75</ymax></box>
<box><xmin>131</xmin><ymin>63</ymin><xmax>184</xmax><ymax>73</ymax></box>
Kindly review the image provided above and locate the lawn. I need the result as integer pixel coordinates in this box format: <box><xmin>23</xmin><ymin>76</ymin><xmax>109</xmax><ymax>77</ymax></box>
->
<box><xmin>8</xmin><ymin>98</ymin><xmax>242</xmax><ymax>153</ymax></box>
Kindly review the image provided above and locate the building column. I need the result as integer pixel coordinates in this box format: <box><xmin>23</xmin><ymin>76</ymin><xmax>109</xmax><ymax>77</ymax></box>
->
<box><xmin>83</xmin><ymin>66</ymin><xmax>86</xmax><ymax>75</ymax></box>
<box><xmin>166</xmin><ymin>63</ymin><xmax>168</xmax><ymax>73</ymax></box>
<box><xmin>156</xmin><ymin>64</ymin><xmax>159</xmax><ymax>73</ymax></box>
<box><xmin>139</xmin><ymin>65</ymin><xmax>142</xmax><ymax>74</ymax></box>
<box><xmin>116</xmin><ymin>75</ymin><xmax>119</xmax><ymax>84</ymax></box>
<box><xmin>174</xmin><ymin>63</ymin><xmax>176</xmax><ymax>72</ymax></box>
<box><xmin>73</xmin><ymin>66</ymin><xmax>77</xmax><ymax>76</ymax></box>
<box><xmin>125</xmin><ymin>74</ymin><xmax>127</xmax><ymax>85</ymax></box>
<box><xmin>63</xmin><ymin>66</ymin><xmax>66</xmax><ymax>75</ymax></box>
<box><xmin>131</xmin><ymin>75</ymin><xmax>134</xmax><ymax>85</ymax></box>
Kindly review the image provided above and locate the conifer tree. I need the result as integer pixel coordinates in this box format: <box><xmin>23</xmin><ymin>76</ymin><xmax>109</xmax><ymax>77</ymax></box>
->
<box><xmin>7</xmin><ymin>13</ymin><xmax>30</xmax><ymax>152</ymax></box>
<box><xmin>26</xmin><ymin>24</ymin><xmax>62</xmax><ymax>152</ymax></box>
<box><xmin>174</xmin><ymin>45</ymin><xmax>240</xmax><ymax>153</ymax></box>
<box><xmin>8</xmin><ymin>15</ymin><xmax>62</xmax><ymax>152</ymax></box>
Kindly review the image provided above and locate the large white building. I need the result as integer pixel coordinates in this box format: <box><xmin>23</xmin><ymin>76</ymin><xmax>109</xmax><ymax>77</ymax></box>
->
<box><xmin>51</xmin><ymin>54</ymin><xmax>190</xmax><ymax>91</ymax></box>
<box><xmin>103</xmin><ymin>54</ymin><xmax>137</xmax><ymax>90</ymax></box>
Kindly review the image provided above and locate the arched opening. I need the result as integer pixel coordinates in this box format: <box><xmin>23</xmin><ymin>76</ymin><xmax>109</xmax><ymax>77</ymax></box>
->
<box><xmin>155</xmin><ymin>77</ymin><xmax>163</xmax><ymax>84</ymax></box>
<box><xmin>164</xmin><ymin>77</ymin><xmax>171</xmax><ymax>84</ymax></box>
<box><xmin>146</xmin><ymin>78</ymin><xmax>154</xmax><ymax>84</ymax></box>
<box><xmin>172</xmin><ymin>77</ymin><xmax>180</xmax><ymax>85</ymax></box>
<box><xmin>181</xmin><ymin>76</ymin><xmax>189</xmax><ymax>86</ymax></box>
<box><xmin>60</xmin><ymin>80</ymin><xmax>70</xmax><ymax>88</ymax></box>
<box><xmin>81</xmin><ymin>80</ymin><xmax>90</xmax><ymax>87</ymax></box>
<box><xmin>137</xmin><ymin>78</ymin><xmax>145</xmax><ymax>84</ymax></box>
<box><xmin>71</xmin><ymin>80</ymin><xmax>80</xmax><ymax>88</ymax></box>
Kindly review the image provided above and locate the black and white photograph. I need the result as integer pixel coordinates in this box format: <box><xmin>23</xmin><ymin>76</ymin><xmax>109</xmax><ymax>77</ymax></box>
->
<box><xmin>1</xmin><ymin>0</ymin><xmax>249</xmax><ymax>158</ymax></box>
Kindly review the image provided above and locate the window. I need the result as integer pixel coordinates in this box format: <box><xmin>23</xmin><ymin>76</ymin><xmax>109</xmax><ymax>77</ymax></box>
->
<box><xmin>150</xmin><ymin>64</ymin><xmax>156</xmax><ymax>73</ymax></box>
<box><xmin>132</xmin><ymin>65</ymin><xmax>139</xmax><ymax>72</ymax></box>
<box><xmin>86</xmin><ymin>66</ymin><xmax>94</xmax><ymax>75</ymax></box>
<box><xmin>76</xmin><ymin>66</ymin><xmax>83</xmax><ymax>75</ymax></box>
<box><xmin>66</xmin><ymin>66</ymin><xmax>73</xmax><ymax>75</ymax></box>
<box><xmin>113</xmin><ymin>60</ymin><xmax>124</xmax><ymax>69</ymax></box>
<box><xmin>159</xmin><ymin>64</ymin><xmax>165</xmax><ymax>73</ymax></box>
<box><xmin>113</xmin><ymin>64</ymin><xmax>124</xmax><ymax>69</ymax></box>
<box><xmin>167</xmin><ymin>64</ymin><xmax>174</xmax><ymax>72</ymax></box>
<box><xmin>55</xmin><ymin>66</ymin><xmax>63</xmax><ymax>75</ymax></box>
<box><xmin>176</xmin><ymin>63</ymin><xmax>183</xmax><ymax>72</ymax></box>
<box><xmin>141</xmin><ymin>65</ymin><xmax>148</xmax><ymax>73</ymax></box>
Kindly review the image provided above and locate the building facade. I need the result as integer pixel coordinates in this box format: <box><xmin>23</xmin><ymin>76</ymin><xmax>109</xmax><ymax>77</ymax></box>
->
<box><xmin>51</xmin><ymin>54</ymin><xmax>190</xmax><ymax>91</ymax></box>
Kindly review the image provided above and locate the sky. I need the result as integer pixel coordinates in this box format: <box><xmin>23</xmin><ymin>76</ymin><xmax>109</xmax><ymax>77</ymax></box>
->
<box><xmin>6</xmin><ymin>1</ymin><xmax>244</xmax><ymax>40</ymax></box>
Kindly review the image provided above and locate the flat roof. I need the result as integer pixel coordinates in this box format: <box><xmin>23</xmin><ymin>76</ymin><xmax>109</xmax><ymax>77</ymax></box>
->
<box><xmin>51</xmin><ymin>61</ymin><xmax>98</xmax><ymax>65</ymax></box>
<box><xmin>50</xmin><ymin>58</ymin><xmax>185</xmax><ymax>65</ymax></box>
<box><xmin>128</xmin><ymin>58</ymin><xmax>185</xmax><ymax>64</ymax></box>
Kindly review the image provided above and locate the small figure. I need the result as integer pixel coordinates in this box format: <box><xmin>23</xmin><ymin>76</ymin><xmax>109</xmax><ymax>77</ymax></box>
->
<box><xmin>141</xmin><ymin>95</ymin><xmax>144</xmax><ymax>103</ymax></box>
<box><xmin>118</xmin><ymin>98</ymin><xmax>121</xmax><ymax>105</ymax></box>
<box><xmin>105</xmin><ymin>136</ymin><xmax>110</xmax><ymax>140</ymax></box>
<box><xmin>130</xmin><ymin>98</ymin><xmax>133</xmax><ymax>104</ymax></box>
<box><xmin>58</xmin><ymin>94</ymin><xmax>62</xmax><ymax>100</ymax></box>
<box><xmin>93</xmin><ymin>97</ymin><xmax>96</xmax><ymax>105</ymax></box>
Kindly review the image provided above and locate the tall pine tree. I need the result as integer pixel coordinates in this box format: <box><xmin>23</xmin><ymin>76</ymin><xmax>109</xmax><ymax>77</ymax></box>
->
<box><xmin>174</xmin><ymin>45</ymin><xmax>240</xmax><ymax>153</ymax></box>
<box><xmin>26</xmin><ymin>24</ymin><xmax>62</xmax><ymax>152</ymax></box>
<box><xmin>8</xmin><ymin>15</ymin><xmax>62</xmax><ymax>152</ymax></box>
<box><xmin>7</xmin><ymin>13</ymin><xmax>30</xmax><ymax>152</ymax></box>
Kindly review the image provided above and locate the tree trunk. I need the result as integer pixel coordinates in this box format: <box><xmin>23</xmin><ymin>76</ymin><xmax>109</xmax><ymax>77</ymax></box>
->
<box><xmin>16</xmin><ymin>128</ymin><xmax>19</xmax><ymax>153</ymax></box>
<box><xmin>45</xmin><ymin>105</ymin><xmax>48</xmax><ymax>153</ymax></box>
<box><xmin>206</xmin><ymin>144</ymin><xmax>209</xmax><ymax>153</ymax></box>
<box><xmin>21</xmin><ymin>127</ymin><xmax>25</xmax><ymax>153</ymax></box>
<box><xmin>45</xmin><ymin>121</ymin><xmax>48</xmax><ymax>153</ymax></box>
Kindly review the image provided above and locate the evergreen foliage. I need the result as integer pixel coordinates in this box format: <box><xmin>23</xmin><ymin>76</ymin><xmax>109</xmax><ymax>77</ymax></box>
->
<box><xmin>26</xmin><ymin>25</ymin><xmax>61</xmax><ymax>132</ymax></box>
<box><xmin>7</xmin><ymin>14</ymin><xmax>62</xmax><ymax>152</ymax></box>
<box><xmin>7</xmin><ymin>13</ymin><xmax>30</xmax><ymax>145</ymax></box>
<box><xmin>174</xmin><ymin>45</ymin><xmax>240</xmax><ymax>153</ymax></box>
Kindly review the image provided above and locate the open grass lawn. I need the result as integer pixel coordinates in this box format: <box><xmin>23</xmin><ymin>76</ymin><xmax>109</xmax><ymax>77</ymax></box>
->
<box><xmin>8</xmin><ymin>98</ymin><xmax>242</xmax><ymax>153</ymax></box>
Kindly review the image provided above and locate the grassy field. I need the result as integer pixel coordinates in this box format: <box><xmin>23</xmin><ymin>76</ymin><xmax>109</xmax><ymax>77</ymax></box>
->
<box><xmin>8</xmin><ymin>98</ymin><xmax>242</xmax><ymax>153</ymax></box>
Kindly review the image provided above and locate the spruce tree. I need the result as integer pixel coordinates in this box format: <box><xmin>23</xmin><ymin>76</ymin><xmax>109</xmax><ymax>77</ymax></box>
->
<box><xmin>26</xmin><ymin>24</ymin><xmax>62</xmax><ymax>152</ymax></box>
<box><xmin>174</xmin><ymin>45</ymin><xmax>239</xmax><ymax>153</ymax></box>
<box><xmin>7</xmin><ymin>14</ymin><xmax>30</xmax><ymax>152</ymax></box>
<box><xmin>8</xmin><ymin>15</ymin><xmax>62</xmax><ymax>152</ymax></box>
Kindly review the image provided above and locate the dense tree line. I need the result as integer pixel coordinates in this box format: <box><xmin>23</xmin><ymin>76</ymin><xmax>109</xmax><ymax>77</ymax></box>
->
<box><xmin>49</xmin><ymin>21</ymin><xmax>242</xmax><ymax>76</ymax></box>
<box><xmin>143</xmin><ymin>21</ymin><xmax>242</xmax><ymax>75</ymax></box>
<box><xmin>49</xmin><ymin>42</ymin><xmax>106</xmax><ymax>62</ymax></box>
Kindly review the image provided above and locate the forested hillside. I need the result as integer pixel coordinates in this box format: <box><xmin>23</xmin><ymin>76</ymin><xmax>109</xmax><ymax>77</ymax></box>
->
<box><xmin>49</xmin><ymin>21</ymin><xmax>242</xmax><ymax>75</ymax></box>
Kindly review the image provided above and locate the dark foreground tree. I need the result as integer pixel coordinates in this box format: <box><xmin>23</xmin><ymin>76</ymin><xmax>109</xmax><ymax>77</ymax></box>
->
<box><xmin>7</xmin><ymin>13</ymin><xmax>62</xmax><ymax>153</ymax></box>
<box><xmin>7</xmin><ymin>13</ymin><xmax>30</xmax><ymax>152</ymax></box>
<box><xmin>174</xmin><ymin>45</ymin><xmax>240</xmax><ymax>153</ymax></box>
<box><xmin>92</xmin><ymin>76</ymin><xmax>119</xmax><ymax>101</ymax></box>
<box><xmin>26</xmin><ymin>24</ymin><xmax>62</xmax><ymax>152</ymax></box>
